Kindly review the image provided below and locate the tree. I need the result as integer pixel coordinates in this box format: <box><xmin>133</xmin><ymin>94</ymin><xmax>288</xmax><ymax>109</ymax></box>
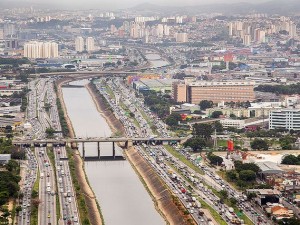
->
<box><xmin>234</xmin><ymin>161</ymin><xmax>260</xmax><ymax>173</ymax></box>
<box><xmin>192</xmin><ymin>123</ymin><xmax>213</xmax><ymax>139</ymax></box>
<box><xmin>219</xmin><ymin>190</ymin><xmax>228</xmax><ymax>200</ymax></box>
<box><xmin>183</xmin><ymin>137</ymin><xmax>207</xmax><ymax>151</ymax></box>
<box><xmin>165</xmin><ymin>113</ymin><xmax>181</xmax><ymax>127</ymax></box>
<box><xmin>229</xmin><ymin>197</ymin><xmax>237</xmax><ymax>206</ymax></box>
<box><xmin>230</xmin><ymin>113</ymin><xmax>236</xmax><ymax>118</ymax></box>
<box><xmin>250</xmin><ymin>139</ymin><xmax>269</xmax><ymax>150</ymax></box>
<box><xmin>239</xmin><ymin>170</ymin><xmax>256</xmax><ymax>182</ymax></box>
<box><xmin>211</xmin><ymin>111</ymin><xmax>223</xmax><ymax>118</ymax></box>
<box><xmin>247</xmin><ymin>192</ymin><xmax>257</xmax><ymax>200</ymax></box>
<box><xmin>279</xmin><ymin>136</ymin><xmax>296</xmax><ymax>150</ymax></box>
<box><xmin>213</xmin><ymin>121</ymin><xmax>223</xmax><ymax>133</ymax></box>
<box><xmin>207</xmin><ymin>153</ymin><xmax>223</xmax><ymax>166</ymax></box>
<box><xmin>282</xmin><ymin>155</ymin><xmax>300</xmax><ymax>165</ymax></box>
<box><xmin>226</xmin><ymin>170</ymin><xmax>237</xmax><ymax>181</ymax></box>
<box><xmin>45</xmin><ymin>127</ymin><xmax>55</xmax><ymax>138</ymax></box>
<box><xmin>199</xmin><ymin>100</ymin><xmax>213</xmax><ymax>110</ymax></box>
<box><xmin>278</xmin><ymin>217</ymin><xmax>300</xmax><ymax>225</ymax></box>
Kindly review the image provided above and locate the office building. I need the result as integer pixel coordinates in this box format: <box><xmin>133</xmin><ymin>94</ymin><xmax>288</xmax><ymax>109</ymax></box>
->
<box><xmin>24</xmin><ymin>41</ymin><xmax>58</xmax><ymax>58</ymax></box>
<box><xmin>86</xmin><ymin>37</ymin><xmax>95</xmax><ymax>52</ymax></box>
<box><xmin>185</xmin><ymin>81</ymin><xmax>255</xmax><ymax>104</ymax></box>
<box><xmin>75</xmin><ymin>36</ymin><xmax>84</xmax><ymax>52</ymax></box>
<box><xmin>269</xmin><ymin>109</ymin><xmax>300</xmax><ymax>131</ymax></box>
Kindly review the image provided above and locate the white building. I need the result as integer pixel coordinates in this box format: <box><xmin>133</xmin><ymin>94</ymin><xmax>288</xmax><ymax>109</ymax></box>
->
<box><xmin>269</xmin><ymin>109</ymin><xmax>300</xmax><ymax>130</ymax></box>
<box><xmin>24</xmin><ymin>41</ymin><xmax>58</xmax><ymax>58</ymax></box>
<box><xmin>220</xmin><ymin>119</ymin><xmax>245</xmax><ymax>129</ymax></box>
<box><xmin>0</xmin><ymin>154</ymin><xmax>11</xmax><ymax>164</ymax></box>
<box><xmin>86</xmin><ymin>37</ymin><xmax>95</xmax><ymax>52</ymax></box>
<box><xmin>75</xmin><ymin>36</ymin><xmax>84</xmax><ymax>52</ymax></box>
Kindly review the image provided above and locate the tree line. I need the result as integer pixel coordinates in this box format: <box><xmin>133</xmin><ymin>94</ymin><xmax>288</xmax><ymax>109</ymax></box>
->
<box><xmin>255</xmin><ymin>83</ymin><xmax>300</xmax><ymax>95</ymax></box>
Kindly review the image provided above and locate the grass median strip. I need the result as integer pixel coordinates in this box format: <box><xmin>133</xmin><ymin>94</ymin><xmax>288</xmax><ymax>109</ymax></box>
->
<box><xmin>47</xmin><ymin>148</ymin><xmax>61</xmax><ymax>223</ymax></box>
<box><xmin>164</xmin><ymin>145</ymin><xmax>204</xmax><ymax>175</ymax></box>
<box><xmin>30</xmin><ymin>168</ymin><xmax>39</xmax><ymax>225</ymax></box>
<box><xmin>198</xmin><ymin>198</ymin><xmax>228</xmax><ymax>225</ymax></box>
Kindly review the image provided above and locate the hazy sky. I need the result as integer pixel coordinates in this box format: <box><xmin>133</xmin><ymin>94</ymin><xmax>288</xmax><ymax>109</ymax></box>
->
<box><xmin>27</xmin><ymin>0</ymin><xmax>272</xmax><ymax>9</ymax></box>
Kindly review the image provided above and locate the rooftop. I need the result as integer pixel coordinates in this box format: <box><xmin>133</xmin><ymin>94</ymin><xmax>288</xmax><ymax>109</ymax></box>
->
<box><xmin>256</xmin><ymin>161</ymin><xmax>283</xmax><ymax>174</ymax></box>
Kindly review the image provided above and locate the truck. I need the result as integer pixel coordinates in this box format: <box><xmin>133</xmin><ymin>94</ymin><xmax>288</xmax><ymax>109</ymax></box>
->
<box><xmin>225</xmin><ymin>211</ymin><xmax>234</xmax><ymax>221</ymax></box>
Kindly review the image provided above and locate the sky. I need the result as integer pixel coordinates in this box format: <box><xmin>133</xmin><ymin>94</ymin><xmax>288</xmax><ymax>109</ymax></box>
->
<box><xmin>25</xmin><ymin>0</ymin><xmax>272</xmax><ymax>9</ymax></box>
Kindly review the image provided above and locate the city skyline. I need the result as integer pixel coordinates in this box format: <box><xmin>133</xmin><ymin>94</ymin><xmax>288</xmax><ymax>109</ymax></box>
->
<box><xmin>1</xmin><ymin>0</ymin><xmax>282</xmax><ymax>10</ymax></box>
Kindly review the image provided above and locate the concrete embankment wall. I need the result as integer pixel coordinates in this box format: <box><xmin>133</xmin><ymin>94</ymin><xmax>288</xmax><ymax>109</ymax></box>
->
<box><xmin>126</xmin><ymin>147</ymin><xmax>192</xmax><ymax>225</ymax></box>
<box><xmin>87</xmin><ymin>82</ymin><xmax>125</xmax><ymax>135</ymax></box>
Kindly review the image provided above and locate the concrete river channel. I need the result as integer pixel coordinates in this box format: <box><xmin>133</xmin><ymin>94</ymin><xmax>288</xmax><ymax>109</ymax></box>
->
<box><xmin>62</xmin><ymin>80</ymin><xmax>165</xmax><ymax>225</ymax></box>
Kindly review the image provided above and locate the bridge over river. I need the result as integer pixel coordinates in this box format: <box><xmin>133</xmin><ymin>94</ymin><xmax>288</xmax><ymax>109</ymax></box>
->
<box><xmin>13</xmin><ymin>137</ymin><xmax>184</xmax><ymax>161</ymax></box>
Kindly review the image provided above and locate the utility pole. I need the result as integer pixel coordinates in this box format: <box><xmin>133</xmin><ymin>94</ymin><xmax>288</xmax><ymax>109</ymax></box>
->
<box><xmin>213</xmin><ymin>129</ymin><xmax>217</xmax><ymax>151</ymax></box>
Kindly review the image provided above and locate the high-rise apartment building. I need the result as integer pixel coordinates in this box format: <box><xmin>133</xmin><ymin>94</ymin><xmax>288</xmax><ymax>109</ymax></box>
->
<box><xmin>3</xmin><ymin>23</ymin><xmax>16</xmax><ymax>38</ymax></box>
<box><xmin>75</xmin><ymin>36</ymin><xmax>84</xmax><ymax>52</ymax></box>
<box><xmin>172</xmin><ymin>82</ymin><xmax>187</xmax><ymax>103</ymax></box>
<box><xmin>0</xmin><ymin>29</ymin><xmax>4</xmax><ymax>39</ymax></box>
<box><xmin>243</xmin><ymin>35</ymin><xmax>251</xmax><ymax>46</ymax></box>
<box><xmin>24</xmin><ymin>41</ymin><xmax>58</xmax><ymax>58</ymax></box>
<box><xmin>86</xmin><ymin>37</ymin><xmax>95</xmax><ymax>52</ymax></box>
<box><xmin>175</xmin><ymin>33</ymin><xmax>188</xmax><ymax>43</ymax></box>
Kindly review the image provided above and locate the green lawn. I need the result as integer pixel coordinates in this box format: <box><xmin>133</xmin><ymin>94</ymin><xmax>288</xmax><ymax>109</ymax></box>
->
<box><xmin>30</xmin><ymin>168</ymin><xmax>39</xmax><ymax>225</ymax></box>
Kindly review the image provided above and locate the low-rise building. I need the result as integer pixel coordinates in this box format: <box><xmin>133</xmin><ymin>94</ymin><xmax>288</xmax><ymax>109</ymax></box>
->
<box><xmin>0</xmin><ymin>154</ymin><xmax>11</xmax><ymax>164</ymax></box>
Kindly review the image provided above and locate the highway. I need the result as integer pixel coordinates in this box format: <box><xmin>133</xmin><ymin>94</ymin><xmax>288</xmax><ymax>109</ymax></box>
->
<box><xmin>95</xmin><ymin>77</ymin><xmax>273</xmax><ymax>225</ymax></box>
<box><xmin>23</xmin><ymin>78</ymin><xmax>79</xmax><ymax>225</ymax></box>
<box><xmin>36</xmin><ymin>147</ymin><xmax>56</xmax><ymax>225</ymax></box>
<box><xmin>47</xmin><ymin>80</ymin><xmax>80</xmax><ymax>225</ymax></box>
<box><xmin>17</xmin><ymin>148</ymin><xmax>38</xmax><ymax>225</ymax></box>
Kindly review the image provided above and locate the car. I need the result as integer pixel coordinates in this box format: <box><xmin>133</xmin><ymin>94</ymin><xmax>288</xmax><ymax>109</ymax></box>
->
<box><xmin>48</xmin><ymin>214</ymin><xmax>50</xmax><ymax>218</ymax></box>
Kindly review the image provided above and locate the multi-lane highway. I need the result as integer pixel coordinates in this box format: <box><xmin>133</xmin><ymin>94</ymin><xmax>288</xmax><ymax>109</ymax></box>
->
<box><xmin>18</xmin><ymin>148</ymin><xmax>38</xmax><ymax>225</ymax></box>
<box><xmin>36</xmin><ymin>147</ymin><xmax>56</xmax><ymax>225</ymax></box>
<box><xmin>23</xmin><ymin>78</ymin><xmax>79</xmax><ymax>225</ymax></box>
<box><xmin>95</xmin><ymin>77</ymin><xmax>272</xmax><ymax>225</ymax></box>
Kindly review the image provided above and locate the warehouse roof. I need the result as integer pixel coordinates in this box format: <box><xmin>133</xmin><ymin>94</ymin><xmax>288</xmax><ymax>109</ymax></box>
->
<box><xmin>256</xmin><ymin>161</ymin><xmax>283</xmax><ymax>174</ymax></box>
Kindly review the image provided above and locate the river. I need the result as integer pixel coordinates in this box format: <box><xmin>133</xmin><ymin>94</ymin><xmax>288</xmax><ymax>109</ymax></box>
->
<box><xmin>62</xmin><ymin>80</ymin><xmax>165</xmax><ymax>225</ymax></box>
<box><xmin>145</xmin><ymin>53</ymin><xmax>169</xmax><ymax>68</ymax></box>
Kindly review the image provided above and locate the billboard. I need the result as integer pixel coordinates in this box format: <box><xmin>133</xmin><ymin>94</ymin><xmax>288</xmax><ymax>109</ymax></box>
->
<box><xmin>227</xmin><ymin>140</ymin><xmax>234</xmax><ymax>151</ymax></box>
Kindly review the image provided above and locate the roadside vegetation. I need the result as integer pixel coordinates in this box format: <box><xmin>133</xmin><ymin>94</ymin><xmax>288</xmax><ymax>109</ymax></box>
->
<box><xmin>56</xmin><ymin>97</ymin><xmax>70</xmax><ymax>137</ymax></box>
<box><xmin>47</xmin><ymin>148</ymin><xmax>61</xmax><ymax>222</ymax></box>
<box><xmin>66</xmin><ymin>147</ymin><xmax>91</xmax><ymax>225</ymax></box>
<box><xmin>0</xmin><ymin>160</ymin><xmax>20</xmax><ymax>224</ymax></box>
<box><xmin>30</xmin><ymin>168</ymin><xmax>40</xmax><ymax>225</ymax></box>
